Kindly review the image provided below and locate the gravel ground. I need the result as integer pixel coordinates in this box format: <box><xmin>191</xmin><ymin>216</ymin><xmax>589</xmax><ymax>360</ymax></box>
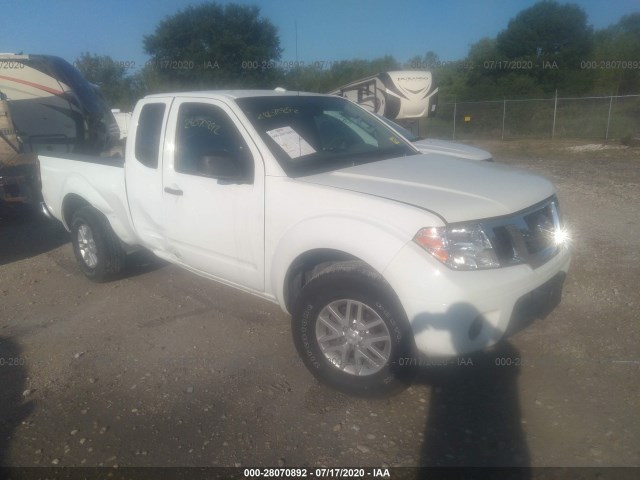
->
<box><xmin>0</xmin><ymin>141</ymin><xmax>638</xmax><ymax>471</ymax></box>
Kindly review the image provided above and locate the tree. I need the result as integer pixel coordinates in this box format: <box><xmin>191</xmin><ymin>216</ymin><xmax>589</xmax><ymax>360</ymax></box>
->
<box><xmin>592</xmin><ymin>13</ymin><xmax>640</xmax><ymax>94</ymax></box>
<box><xmin>458</xmin><ymin>38</ymin><xmax>502</xmax><ymax>99</ymax></box>
<box><xmin>323</xmin><ymin>56</ymin><xmax>400</xmax><ymax>92</ymax></box>
<box><xmin>495</xmin><ymin>1</ymin><xmax>594</xmax><ymax>92</ymax></box>
<box><xmin>497</xmin><ymin>1</ymin><xmax>593</xmax><ymax>62</ymax></box>
<box><xmin>74</xmin><ymin>53</ymin><xmax>137</xmax><ymax>109</ymax></box>
<box><xmin>281</xmin><ymin>55</ymin><xmax>400</xmax><ymax>93</ymax></box>
<box><xmin>143</xmin><ymin>2</ymin><xmax>282</xmax><ymax>89</ymax></box>
<box><xmin>406</xmin><ymin>51</ymin><xmax>440</xmax><ymax>70</ymax></box>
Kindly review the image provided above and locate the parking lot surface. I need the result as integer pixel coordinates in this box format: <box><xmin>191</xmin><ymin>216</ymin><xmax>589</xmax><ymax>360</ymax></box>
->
<box><xmin>1</xmin><ymin>141</ymin><xmax>638</xmax><ymax>469</ymax></box>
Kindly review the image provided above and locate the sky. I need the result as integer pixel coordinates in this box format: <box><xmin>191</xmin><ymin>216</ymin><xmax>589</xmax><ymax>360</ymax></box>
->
<box><xmin>2</xmin><ymin>0</ymin><xmax>639</xmax><ymax>71</ymax></box>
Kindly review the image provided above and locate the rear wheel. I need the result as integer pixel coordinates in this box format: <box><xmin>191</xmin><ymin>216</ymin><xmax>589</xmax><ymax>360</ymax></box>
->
<box><xmin>70</xmin><ymin>206</ymin><xmax>125</xmax><ymax>282</ymax></box>
<box><xmin>292</xmin><ymin>262</ymin><xmax>414</xmax><ymax>396</ymax></box>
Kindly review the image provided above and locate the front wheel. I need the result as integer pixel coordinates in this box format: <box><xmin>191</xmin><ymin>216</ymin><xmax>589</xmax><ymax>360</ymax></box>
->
<box><xmin>70</xmin><ymin>206</ymin><xmax>125</xmax><ymax>282</ymax></box>
<box><xmin>292</xmin><ymin>262</ymin><xmax>415</xmax><ymax>396</ymax></box>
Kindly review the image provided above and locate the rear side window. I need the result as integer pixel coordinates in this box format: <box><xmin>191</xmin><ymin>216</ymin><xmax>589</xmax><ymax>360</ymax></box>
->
<box><xmin>134</xmin><ymin>103</ymin><xmax>166</xmax><ymax>168</ymax></box>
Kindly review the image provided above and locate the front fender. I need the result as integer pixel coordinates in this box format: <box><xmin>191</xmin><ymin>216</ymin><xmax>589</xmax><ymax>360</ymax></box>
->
<box><xmin>269</xmin><ymin>212</ymin><xmax>411</xmax><ymax>312</ymax></box>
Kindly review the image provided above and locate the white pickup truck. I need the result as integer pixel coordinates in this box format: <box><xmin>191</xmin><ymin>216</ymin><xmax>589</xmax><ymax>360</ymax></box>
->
<box><xmin>38</xmin><ymin>90</ymin><xmax>571</xmax><ymax>394</ymax></box>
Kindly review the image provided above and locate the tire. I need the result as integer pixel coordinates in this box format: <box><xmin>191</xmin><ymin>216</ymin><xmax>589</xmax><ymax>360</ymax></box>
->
<box><xmin>70</xmin><ymin>206</ymin><xmax>125</xmax><ymax>282</ymax></box>
<box><xmin>292</xmin><ymin>261</ymin><xmax>415</xmax><ymax>396</ymax></box>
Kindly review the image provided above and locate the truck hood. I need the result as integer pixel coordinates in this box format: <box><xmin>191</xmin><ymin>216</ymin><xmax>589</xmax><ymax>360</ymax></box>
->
<box><xmin>296</xmin><ymin>154</ymin><xmax>555</xmax><ymax>223</ymax></box>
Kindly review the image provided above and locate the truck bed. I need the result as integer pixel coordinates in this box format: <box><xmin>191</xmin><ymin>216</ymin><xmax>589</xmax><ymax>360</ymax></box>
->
<box><xmin>38</xmin><ymin>153</ymin><xmax>137</xmax><ymax>244</ymax></box>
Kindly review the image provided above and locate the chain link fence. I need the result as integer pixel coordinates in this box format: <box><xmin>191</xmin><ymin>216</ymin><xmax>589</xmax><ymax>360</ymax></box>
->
<box><xmin>421</xmin><ymin>94</ymin><xmax>640</xmax><ymax>141</ymax></box>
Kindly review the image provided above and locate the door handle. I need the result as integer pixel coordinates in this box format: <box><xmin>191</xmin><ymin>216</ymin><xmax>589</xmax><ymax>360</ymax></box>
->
<box><xmin>164</xmin><ymin>186</ymin><xmax>183</xmax><ymax>196</ymax></box>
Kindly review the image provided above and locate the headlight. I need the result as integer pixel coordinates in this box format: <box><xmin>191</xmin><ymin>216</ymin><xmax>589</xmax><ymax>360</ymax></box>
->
<box><xmin>413</xmin><ymin>224</ymin><xmax>500</xmax><ymax>270</ymax></box>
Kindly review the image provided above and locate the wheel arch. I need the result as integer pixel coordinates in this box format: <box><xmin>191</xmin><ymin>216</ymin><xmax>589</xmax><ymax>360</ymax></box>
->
<box><xmin>58</xmin><ymin>185</ymin><xmax>137</xmax><ymax>245</ymax></box>
<box><xmin>269</xmin><ymin>215</ymin><xmax>412</xmax><ymax>314</ymax></box>
<box><xmin>281</xmin><ymin>248</ymin><xmax>408</xmax><ymax>323</ymax></box>
<box><xmin>282</xmin><ymin>248</ymin><xmax>359</xmax><ymax>313</ymax></box>
<box><xmin>61</xmin><ymin>193</ymin><xmax>91</xmax><ymax>229</ymax></box>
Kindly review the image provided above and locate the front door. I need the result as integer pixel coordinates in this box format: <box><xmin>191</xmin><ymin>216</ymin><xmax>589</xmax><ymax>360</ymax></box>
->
<box><xmin>162</xmin><ymin>98</ymin><xmax>265</xmax><ymax>292</ymax></box>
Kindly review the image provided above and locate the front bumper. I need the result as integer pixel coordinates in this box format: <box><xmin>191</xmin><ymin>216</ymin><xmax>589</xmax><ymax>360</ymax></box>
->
<box><xmin>383</xmin><ymin>241</ymin><xmax>571</xmax><ymax>356</ymax></box>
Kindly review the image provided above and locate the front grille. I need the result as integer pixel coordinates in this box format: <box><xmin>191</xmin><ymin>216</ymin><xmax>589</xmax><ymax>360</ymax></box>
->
<box><xmin>481</xmin><ymin>197</ymin><xmax>561</xmax><ymax>268</ymax></box>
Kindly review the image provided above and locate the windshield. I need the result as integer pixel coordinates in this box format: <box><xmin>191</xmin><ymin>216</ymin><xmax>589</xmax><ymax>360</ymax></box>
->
<box><xmin>375</xmin><ymin>114</ymin><xmax>419</xmax><ymax>142</ymax></box>
<box><xmin>236</xmin><ymin>95</ymin><xmax>417</xmax><ymax>177</ymax></box>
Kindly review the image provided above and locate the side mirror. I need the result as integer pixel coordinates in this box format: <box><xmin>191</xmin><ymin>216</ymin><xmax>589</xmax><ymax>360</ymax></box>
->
<box><xmin>199</xmin><ymin>152</ymin><xmax>241</xmax><ymax>181</ymax></box>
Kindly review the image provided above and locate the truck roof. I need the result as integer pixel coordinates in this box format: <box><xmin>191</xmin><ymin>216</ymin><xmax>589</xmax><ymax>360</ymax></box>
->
<box><xmin>144</xmin><ymin>90</ymin><xmax>327</xmax><ymax>100</ymax></box>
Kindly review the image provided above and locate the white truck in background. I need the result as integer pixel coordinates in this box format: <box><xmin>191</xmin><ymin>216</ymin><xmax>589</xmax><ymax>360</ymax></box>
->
<box><xmin>329</xmin><ymin>71</ymin><xmax>495</xmax><ymax>161</ymax></box>
<box><xmin>376</xmin><ymin>114</ymin><xmax>494</xmax><ymax>161</ymax></box>
<box><xmin>38</xmin><ymin>90</ymin><xmax>571</xmax><ymax>395</ymax></box>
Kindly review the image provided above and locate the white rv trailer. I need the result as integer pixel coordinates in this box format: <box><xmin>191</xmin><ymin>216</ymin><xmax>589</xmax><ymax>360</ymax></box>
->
<box><xmin>0</xmin><ymin>53</ymin><xmax>119</xmax><ymax>205</ymax></box>
<box><xmin>328</xmin><ymin>70</ymin><xmax>438</xmax><ymax>121</ymax></box>
<box><xmin>0</xmin><ymin>54</ymin><xmax>119</xmax><ymax>154</ymax></box>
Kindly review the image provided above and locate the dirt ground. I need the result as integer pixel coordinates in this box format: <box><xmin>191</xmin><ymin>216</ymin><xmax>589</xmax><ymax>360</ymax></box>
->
<box><xmin>0</xmin><ymin>140</ymin><xmax>639</xmax><ymax>473</ymax></box>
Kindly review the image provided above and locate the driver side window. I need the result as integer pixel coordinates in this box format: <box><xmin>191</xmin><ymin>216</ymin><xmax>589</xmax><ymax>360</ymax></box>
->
<box><xmin>175</xmin><ymin>103</ymin><xmax>252</xmax><ymax>179</ymax></box>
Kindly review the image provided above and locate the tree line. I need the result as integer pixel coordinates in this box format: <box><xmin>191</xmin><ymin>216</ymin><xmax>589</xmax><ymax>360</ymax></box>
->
<box><xmin>74</xmin><ymin>1</ymin><xmax>640</xmax><ymax>110</ymax></box>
